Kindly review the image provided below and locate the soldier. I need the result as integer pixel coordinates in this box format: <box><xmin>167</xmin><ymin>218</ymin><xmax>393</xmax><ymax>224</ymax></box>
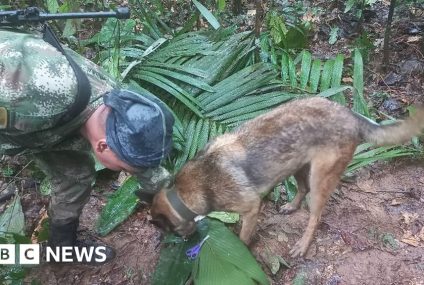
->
<box><xmin>0</xmin><ymin>28</ymin><xmax>174</xmax><ymax>263</ymax></box>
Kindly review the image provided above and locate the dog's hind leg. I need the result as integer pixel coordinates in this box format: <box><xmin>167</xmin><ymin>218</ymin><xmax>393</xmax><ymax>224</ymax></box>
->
<box><xmin>279</xmin><ymin>164</ymin><xmax>310</xmax><ymax>214</ymax></box>
<box><xmin>238</xmin><ymin>196</ymin><xmax>262</xmax><ymax>245</ymax></box>
<box><xmin>290</xmin><ymin>146</ymin><xmax>355</xmax><ymax>257</ymax></box>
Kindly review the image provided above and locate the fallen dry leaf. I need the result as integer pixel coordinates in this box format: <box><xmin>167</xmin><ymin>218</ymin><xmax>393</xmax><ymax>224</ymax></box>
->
<box><xmin>401</xmin><ymin>238</ymin><xmax>420</xmax><ymax>247</ymax></box>
<box><xmin>401</xmin><ymin>212</ymin><xmax>419</xmax><ymax>225</ymax></box>
<box><xmin>407</xmin><ymin>36</ymin><xmax>422</xmax><ymax>43</ymax></box>
<box><xmin>342</xmin><ymin>77</ymin><xmax>353</xmax><ymax>84</ymax></box>
<box><xmin>277</xmin><ymin>232</ymin><xmax>289</xmax><ymax>243</ymax></box>
<box><xmin>391</xmin><ymin>198</ymin><xmax>404</xmax><ymax>206</ymax></box>
<box><xmin>31</xmin><ymin>207</ymin><xmax>48</xmax><ymax>244</ymax></box>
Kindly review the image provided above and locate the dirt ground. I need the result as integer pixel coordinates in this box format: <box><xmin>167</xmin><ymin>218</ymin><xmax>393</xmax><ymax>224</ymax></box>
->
<box><xmin>24</xmin><ymin>159</ymin><xmax>424</xmax><ymax>285</ymax></box>
<box><xmin>255</xmin><ymin>159</ymin><xmax>424</xmax><ymax>285</ymax></box>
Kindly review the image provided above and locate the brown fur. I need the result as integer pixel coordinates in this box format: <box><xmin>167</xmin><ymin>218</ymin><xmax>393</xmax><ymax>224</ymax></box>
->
<box><xmin>150</xmin><ymin>97</ymin><xmax>424</xmax><ymax>257</ymax></box>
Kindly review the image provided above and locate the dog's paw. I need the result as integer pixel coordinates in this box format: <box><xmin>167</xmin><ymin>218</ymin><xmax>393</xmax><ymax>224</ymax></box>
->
<box><xmin>289</xmin><ymin>240</ymin><xmax>309</xmax><ymax>258</ymax></box>
<box><xmin>278</xmin><ymin>203</ymin><xmax>298</xmax><ymax>215</ymax></box>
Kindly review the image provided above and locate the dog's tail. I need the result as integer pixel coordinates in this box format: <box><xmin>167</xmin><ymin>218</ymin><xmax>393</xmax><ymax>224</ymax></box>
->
<box><xmin>357</xmin><ymin>105</ymin><xmax>424</xmax><ymax>146</ymax></box>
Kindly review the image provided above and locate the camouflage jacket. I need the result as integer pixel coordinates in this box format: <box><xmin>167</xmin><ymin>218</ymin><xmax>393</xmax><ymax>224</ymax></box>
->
<box><xmin>0</xmin><ymin>28</ymin><xmax>172</xmax><ymax>193</ymax></box>
<box><xmin>0</xmin><ymin>28</ymin><xmax>116</xmax><ymax>155</ymax></box>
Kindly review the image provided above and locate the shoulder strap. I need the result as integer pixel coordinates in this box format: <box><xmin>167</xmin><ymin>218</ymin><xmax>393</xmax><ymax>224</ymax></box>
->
<box><xmin>42</xmin><ymin>24</ymin><xmax>92</xmax><ymax>125</ymax></box>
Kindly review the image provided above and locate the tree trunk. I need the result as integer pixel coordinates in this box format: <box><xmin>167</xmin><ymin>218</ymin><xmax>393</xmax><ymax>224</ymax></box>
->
<box><xmin>232</xmin><ymin>0</ymin><xmax>242</xmax><ymax>15</ymax></box>
<box><xmin>382</xmin><ymin>0</ymin><xmax>396</xmax><ymax>71</ymax></box>
<box><xmin>254</xmin><ymin>0</ymin><xmax>264</xmax><ymax>61</ymax></box>
<box><xmin>254</xmin><ymin>0</ymin><xmax>264</xmax><ymax>38</ymax></box>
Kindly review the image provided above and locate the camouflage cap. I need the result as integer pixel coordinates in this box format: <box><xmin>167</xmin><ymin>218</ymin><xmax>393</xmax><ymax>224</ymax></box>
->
<box><xmin>103</xmin><ymin>89</ymin><xmax>174</xmax><ymax>168</ymax></box>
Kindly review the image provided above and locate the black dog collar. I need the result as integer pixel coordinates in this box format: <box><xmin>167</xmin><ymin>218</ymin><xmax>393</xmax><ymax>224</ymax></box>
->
<box><xmin>166</xmin><ymin>190</ymin><xmax>198</xmax><ymax>221</ymax></box>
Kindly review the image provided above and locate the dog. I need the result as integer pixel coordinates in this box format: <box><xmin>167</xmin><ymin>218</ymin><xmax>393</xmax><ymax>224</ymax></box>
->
<box><xmin>148</xmin><ymin>97</ymin><xmax>424</xmax><ymax>257</ymax></box>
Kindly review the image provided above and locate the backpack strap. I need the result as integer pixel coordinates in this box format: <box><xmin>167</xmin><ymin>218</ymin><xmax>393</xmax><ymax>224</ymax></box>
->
<box><xmin>42</xmin><ymin>24</ymin><xmax>92</xmax><ymax>125</ymax></box>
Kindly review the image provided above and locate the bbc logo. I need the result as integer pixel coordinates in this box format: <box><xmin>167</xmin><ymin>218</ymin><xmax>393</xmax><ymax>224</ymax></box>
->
<box><xmin>1</xmin><ymin>244</ymin><xmax>107</xmax><ymax>264</ymax></box>
<box><xmin>0</xmin><ymin>244</ymin><xmax>40</xmax><ymax>265</ymax></box>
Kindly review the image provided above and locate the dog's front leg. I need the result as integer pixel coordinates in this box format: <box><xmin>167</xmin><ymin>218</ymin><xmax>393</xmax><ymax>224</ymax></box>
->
<box><xmin>239</xmin><ymin>199</ymin><xmax>261</xmax><ymax>244</ymax></box>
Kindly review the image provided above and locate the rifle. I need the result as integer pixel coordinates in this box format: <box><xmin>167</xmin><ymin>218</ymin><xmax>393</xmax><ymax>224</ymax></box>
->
<box><xmin>0</xmin><ymin>6</ymin><xmax>130</xmax><ymax>26</ymax></box>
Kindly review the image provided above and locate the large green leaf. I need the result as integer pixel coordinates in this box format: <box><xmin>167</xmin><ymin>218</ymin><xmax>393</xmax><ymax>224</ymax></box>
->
<box><xmin>0</xmin><ymin>195</ymin><xmax>24</xmax><ymax>236</ymax></box>
<box><xmin>330</xmin><ymin>54</ymin><xmax>345</xmax><ymax>105</ymax></box>
<box><xmin>151</xmin><ymin>238</ymin><xmax>195</xmax><ymax>285</ymax></box>
<box><xmin>193</xmin><ymin>220</ymin><xmax>269</xmax><ymax>285</ymax></box>
<box><xmin>192</xmin><ymin>0</ymin><xmax>221</xmax><ymax>29</ymax></box>
<box><xmin>46</xmin><ymin>0</ymin><xmax>59</xmax><ymax>13</ymax></box>
<box><xmin>198</xmin><ymin>63</ymin><xmax>276</xmax><ymax>111</ymax></box>
<box><xmin>134</xmin><ymin>71</ymin><xmax>204</xmax><ymax>117</ymax></box>
<box><xmin>153</xmin><ymin>219</ymin><xmax>268</xmax><ymax>285</ymax></box>
<box><xmin>352</xmin><ymin>48</ymin><xmax>370</xmax><ymax>117</ymax></box>
<box><xmin>347</xmin><ymin>145</ymin><xmax>418</xmax><ymax>174</ymax></box>
<box><xmin>81</xmin><ymin>18</ymin><xmax>137</xmax><ymax>48</ymax></box>
<box><xmin>141</xmin><ymin>66</ymin><xmax>214</xmax><ymax>92</ymax></box>
<box><xmin>299</xmin><ymin>51</ymin><xmax>312</xmax><ymax>89</ymax></box>
<box><xmin>96</xmin><ymin>177</ymin><xmax>140</xmax><ymax>236</ymax></box>
<box><xmin>281</xmin><ymin>52</ymin><xmax>290</xmax><ymax>84</ymax></box>
<box><xmin>207</xmin><ymin>212</ymin><xmax>239</xmax><ymax>223</ymax></box>
<box><xmin>152</xmin><ymin>221</ymin><xmax>209</xmax><ymax>285</ymax></box>
<box><xmin>194</xmin><ymin>244</ymin><xmax>256</xmax><ymax>285</ymax></box>
<box><xmin>0</xmin><ymin>195</ymin><xmax>26</xmax><ymax>285</ymax></box>
<box><xmin>320</xmin><ymin>59</ymin><xmax>334</xmax><ymax>91</ymax></box>
<box><xmin>309</xmin><ymin>59</ymin><xmax>322</xmax><ymax>93</ymax></box>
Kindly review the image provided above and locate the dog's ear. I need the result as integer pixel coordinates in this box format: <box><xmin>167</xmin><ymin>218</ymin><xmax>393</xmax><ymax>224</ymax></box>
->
<box><xmin>134</xmin><ymin>190</ymin><xmax>155</xmax><ymax>204</ymax></box>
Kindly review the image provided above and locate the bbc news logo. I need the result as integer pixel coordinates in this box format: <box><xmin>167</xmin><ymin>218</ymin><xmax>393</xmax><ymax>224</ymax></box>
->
<box><xmin>0</xmin><ymin>244</ymin><xmax>107</xmax><ymax>264</ymax></box>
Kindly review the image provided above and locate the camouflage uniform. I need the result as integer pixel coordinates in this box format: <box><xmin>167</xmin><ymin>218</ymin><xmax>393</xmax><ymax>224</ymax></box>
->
<box><xmin>0</xmin><ymin>29</ymin><xmax>170</xmax><ymax>225</ymax></box>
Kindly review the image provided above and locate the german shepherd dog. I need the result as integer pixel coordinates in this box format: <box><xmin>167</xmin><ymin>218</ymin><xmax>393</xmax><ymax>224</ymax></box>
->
<box><xmin>149</xmin><ymin>97</ymin><xmax>424</xmax><ymax>257</ymax></box>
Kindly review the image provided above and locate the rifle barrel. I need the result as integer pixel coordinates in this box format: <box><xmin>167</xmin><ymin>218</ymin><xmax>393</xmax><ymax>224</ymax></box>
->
<box><xmin>0</xmin><ymin>7</ymin><xmax>130</xmax><ymax>26</ymax></box>
<box><xmin>40</xmin><ymin>8</ymin><xmax>130</xmax><ymax>20</ymax></box>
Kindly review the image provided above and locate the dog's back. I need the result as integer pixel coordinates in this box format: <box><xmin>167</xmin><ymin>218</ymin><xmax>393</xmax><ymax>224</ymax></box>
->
<box><xmin>191</xmin><ymin>98</ymin><xmax>359</xmax><ymax>195</ymax></box>
<box><xmin>193</xmin><ymin>97</ymin><xmax>424</xmax><ymax>195</ymax></box>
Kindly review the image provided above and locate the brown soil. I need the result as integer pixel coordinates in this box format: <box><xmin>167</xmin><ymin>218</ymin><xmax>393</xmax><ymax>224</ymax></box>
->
<box><xmin>254</xmin><ymin>159</ymin><xmax>424</xmax><ymax>285</ymax></box>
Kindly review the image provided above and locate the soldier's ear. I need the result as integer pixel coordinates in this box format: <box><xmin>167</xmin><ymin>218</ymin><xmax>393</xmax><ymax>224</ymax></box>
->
<box><xmin>96</xmin><ymin>139</ymin><xmax>108</xmax><ymax>153</ymax></box>
<box><xmin>135</xmin><ymin>190</ymin><xmax>155</xmax><ymax>204</ymax></box>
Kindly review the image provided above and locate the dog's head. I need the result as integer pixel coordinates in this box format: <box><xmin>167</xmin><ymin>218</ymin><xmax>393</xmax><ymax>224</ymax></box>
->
<box><xmin>148</xmin><ymin>188</ymin><xmax>197</xmax><ymax>237</ymax></box>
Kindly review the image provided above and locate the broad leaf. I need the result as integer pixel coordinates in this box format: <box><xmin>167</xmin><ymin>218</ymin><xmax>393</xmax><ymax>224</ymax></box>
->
<box><xmin>46</xmin><ymin>0</ymin><xmax>59</xmax><ymax>13</ymax></box>
<box><xmin>0</xmin><ymin>195</ymin><xmax>26</xmax><ymax>285</ymax></box>
<box><xmin>208</xmin><ymin>212</ymin><xmax>239</xmax><ymax>223</ymax></box>
<box><xmin>0</xmin><ymin>195</ymin><xmax>24</xmax><ymax>235</ymax></box>
<box><xmin>352</xmin><ymin>49</ymin><xmax>370</xmax><ymax>117</ymax></box>
<box><xmin>299</xmin><ymin>51</ymin><xmax>312</xmax><ymax>89</ymax></box>
<box><xmin>151</xmin><ymin>238</ymin><xmax>195</xmax><ymax>285</ymax></box>
<box><xmin>192</xmin><ymin>0</ymin><xmax>221</xmax><ymax>29</ymax></box>
<box><xmin>331</xmin><ymin>54</ymin><xmax>345</xmax><ymax>105</ymax></box>
<box><xmin>193</xmin><ymin>220</ymin><xmax>269</xmax><ymax>285</ymax></box>
<box><xmin>96</xmin><ymin>177</ymin><xmax>140</xmax><ymax>236</ymax></box>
